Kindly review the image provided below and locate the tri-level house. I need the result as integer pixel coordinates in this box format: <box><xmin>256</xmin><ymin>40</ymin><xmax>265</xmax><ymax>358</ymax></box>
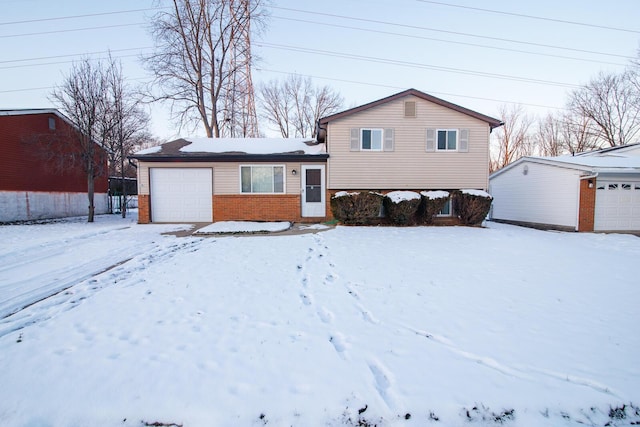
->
<box><xmin>131</xmin><ymin>89</ymin><xmax>503</xmax><ymax>223</ymax></box>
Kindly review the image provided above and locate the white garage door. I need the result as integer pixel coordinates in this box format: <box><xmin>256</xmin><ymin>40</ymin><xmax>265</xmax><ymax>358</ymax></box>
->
<box><xmin>150</xmin><ymin>168</ymin><xmax>212</xmax><ymax>222</ymax></box>
<box><xmin>594</xmin><ymin>180</ymin><xmax>640</xmax><ymax>231</ymax></box>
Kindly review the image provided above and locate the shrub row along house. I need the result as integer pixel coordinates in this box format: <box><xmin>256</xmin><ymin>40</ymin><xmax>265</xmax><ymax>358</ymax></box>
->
<box><xmin>130</xmin><ymin>89</ymin><xmax>504</xmax><ymax>224</ymax></box>
<box><xmin>0</xmin><ymin>109</ymin><xmax>109</xmax><ymax>222</ymax></box>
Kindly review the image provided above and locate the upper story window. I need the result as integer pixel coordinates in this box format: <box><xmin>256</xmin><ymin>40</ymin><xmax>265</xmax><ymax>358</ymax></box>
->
<box><xmin>437</xmin><ymin>129</ymin><xmax>457</xmax><ymax>151</ymax></box>
<box><xmin>361</xmin><ymin>128</ymin><xmax>383</xmax><ymax>151</ymax></box>
<box><xmin>240</xmin><ymin>165</ymin><xmax>284</xmax><ymax>194</ymax></box>
<box><xmin>48</xmin><ymin>117</ymin><xmax>56</xmax><ymax>130</ymax></box>
<box><xmin>426</xmin><ymin>128</ymin><xmax>469</xmax><ymax>152</ymax></box>
<box><xmin>350</xmin><ymin>128</ymin><xmax>394</xmax><ymax>152</ymax></box>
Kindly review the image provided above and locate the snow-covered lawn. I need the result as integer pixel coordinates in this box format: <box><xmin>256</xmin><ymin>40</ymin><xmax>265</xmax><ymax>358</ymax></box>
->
<box><xmin>0</xmin><ymin>215</ymin><xmax>639</xmax><ymax>427</ymax></box>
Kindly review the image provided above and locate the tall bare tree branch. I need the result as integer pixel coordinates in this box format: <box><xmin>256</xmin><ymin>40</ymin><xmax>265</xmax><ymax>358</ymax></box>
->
<box><xmin>259</xmin><ymin>75</ymin><xmax>343</xmax><ymax>138</ymax></box>
<box><xmin>144</xmin><ymin>0</ymin><xmax>265</xmax><ymax>137</ymax></box>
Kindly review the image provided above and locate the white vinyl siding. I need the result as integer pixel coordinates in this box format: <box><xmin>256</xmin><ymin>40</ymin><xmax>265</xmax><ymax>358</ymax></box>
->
<box><xmin>490</xmin><ymin>162</ymin><xmax>581</xmax><ymax>229</ymax></box>
<box><xmin>328</xmin><ymin>96</ymin><xmax>490</xmax><ymax>190</ymax></box>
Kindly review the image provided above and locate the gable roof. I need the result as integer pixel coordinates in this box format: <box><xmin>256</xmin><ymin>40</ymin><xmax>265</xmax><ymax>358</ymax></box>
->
<box><xmin>573</xmin><ymin>142</ymin><xmax>640</xmax><ymax>157</ymax></box>
<box><xmin>130</xmin><ymin>137</ymin><xmax>328</xmax><ymax>162</ymax></box>
<box><xmin>318</xmin><ymin>88</ymin><xmax>504</xmax><ymax>129</ymax></box>
<box><xmin>490</xmin><ymin>154</ymin><xmax>640</xmax><ymax>180</ymax></box>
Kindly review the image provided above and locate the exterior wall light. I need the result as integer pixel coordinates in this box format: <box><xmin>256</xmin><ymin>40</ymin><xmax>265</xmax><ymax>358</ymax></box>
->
<box><xmin>291</xmin><ymin>169</ymin><xmax>297</xmax><ymax>175</ymax></box>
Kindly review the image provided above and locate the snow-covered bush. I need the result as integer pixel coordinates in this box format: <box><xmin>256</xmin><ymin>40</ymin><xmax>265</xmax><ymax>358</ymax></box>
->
<box><xmin>418</xmin><ymin>190</ymin><xmax>450</xmax><ymax>224</ymax></box>
<box><xmin>453</xmin><ymin>189</ymin><xmax>493</xmax><ymax>226</ymax></box>
<box><xmin>330</xmin><ymin>191</ymin><xmax>384</xmax><ymax>225</ymax></box>
<box><xmin>383</xmin><ymin>191</ymin><xmax>421</xmax><ymax>225</ymax></box>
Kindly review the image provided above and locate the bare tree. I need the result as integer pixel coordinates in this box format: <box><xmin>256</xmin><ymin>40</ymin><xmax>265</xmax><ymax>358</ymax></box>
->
<box><xmin>560</xmin><ymin>112</ymin><xmax>601</xmax><ymax>155</ymax></box>
<box><xmin>533</xmin><ymin>111</ymin><xmax>602</xmax><ymax>157</ymax></box>
<box><xmin>100</xmin><ymin>55</ymin><xmax>150</xmax><ymax>218</ymax></box>
<box><xmin>569</xmin><ymin>70</ymin><xmax>640</xmax><ymax>147</ymax></box>
<box><xmin>144</xmin><ymin>0</ymin><xmax>265</xmax><ymax>137</ymax></box>
<box><xmin>490</xmin><ymin>104</ymin><xmax>533</xmax><ymax>172</ymax></box>
<box><xmin>50</xmin><ymin>58</ymin><xmax>109</xmax><ymax>222</ymax></box>
<box><xmin>534</xmin><ymin>112</ymin><xmax>564</xmax><ymax>157</ymax></box>
<box><xmin>259</xmin><ymin>75</ymin><xmax>343</xmax><ymax>138</ymax></box>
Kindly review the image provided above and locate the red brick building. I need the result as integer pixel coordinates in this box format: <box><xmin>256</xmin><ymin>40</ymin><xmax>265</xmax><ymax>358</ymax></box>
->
<box><xmin>0</xmin><ymin>109</ymin><xmax>109</xmax><ymax>222</ymax></box>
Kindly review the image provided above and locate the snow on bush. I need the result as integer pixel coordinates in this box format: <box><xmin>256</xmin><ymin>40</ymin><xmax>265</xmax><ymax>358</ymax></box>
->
<box><xmin>384</xmin><ymin>191</ymin><xmax>421</xmax><ymax>204</ymax></box>
<box><xmin>421</xmin><ymin>190</ymin><xmax>449</xmax><ymax>200</ymax></box>
<box><xmin>330</xmin><ymin>191</ymin><xmax>384</xmax><ymax>225</ymax></box>
<box><xmin>453</xmin><ymin>190</ymin><xmax>493</xmax><ymax>226</ymax></box>
<box><xmin>383</xmin><ymin>191</ymin><xmax>421</xmax><ymax>225</ymax></box>
<box><xmin>419</xmin><ymin>191</ymin><xmax>450</xmax><ymax>224</ymax></box>
<box><xmin>461</xmin><ymin>189</ymin><xmax>492</xmax><ymax>199</ymax></box>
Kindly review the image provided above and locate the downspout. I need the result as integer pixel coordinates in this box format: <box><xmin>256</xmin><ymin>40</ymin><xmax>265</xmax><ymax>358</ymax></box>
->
<box><xmin>577</xmin><ymin>173</ymin><xmax>598</xmax><ymax>231</ymax></box>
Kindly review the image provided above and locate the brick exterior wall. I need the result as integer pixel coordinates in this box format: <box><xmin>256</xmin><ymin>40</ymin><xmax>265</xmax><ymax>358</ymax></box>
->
<box><xmin>138</xmin><ymin>195</ymin><xmax>151</xmax><ymax>224</ymax></box>
<box><xmin>578</xmin><ymin>179</ymin><xmax>596</xmax><ymax>232</ymax></box>
<box><xmin>213</xmin><ymin>194</ymin><xmax>303</xmax><ymax>222</ymax></box>
<box><xmin>138</xmin><ymin>192</ymin><xmax>333</xmax><ymax>224</ymax></box>
<box><xmin>0</xmin><ymin>112</ymin><xmax>108</xmax><ymax>193</ymax></box>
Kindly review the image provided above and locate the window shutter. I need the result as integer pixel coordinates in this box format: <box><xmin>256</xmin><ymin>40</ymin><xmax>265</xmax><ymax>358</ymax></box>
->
<box><xmin>383</xmin><ymin>128</ymin><xmax>394</xmax><ymax>151</ymax></box>
<box><xmin>426</xmin><ymin>128</ymin><xmax>435</xmax><ymax>152</ymax></box>
<box><xmin>350</xmin><ymin>128</ymin><xmax>360</xmax><ymax>151</ymax></box>
<box><xmin>459</xmin><ymin>129</ymin><xmax>469</xmax><ymax>152</ymax></box>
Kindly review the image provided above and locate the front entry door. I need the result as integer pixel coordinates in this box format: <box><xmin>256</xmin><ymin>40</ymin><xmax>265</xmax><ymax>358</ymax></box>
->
<box><xmin>301</xmin><ymin>165</ymin><xmax>326</xmax><ymax>217</ymax></box>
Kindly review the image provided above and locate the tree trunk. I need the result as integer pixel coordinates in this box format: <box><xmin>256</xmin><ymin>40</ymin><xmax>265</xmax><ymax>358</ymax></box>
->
<box><xmin>87</xmin><ymin>161</ymin><xmax>95</xmax><ymax>223</ymax></box>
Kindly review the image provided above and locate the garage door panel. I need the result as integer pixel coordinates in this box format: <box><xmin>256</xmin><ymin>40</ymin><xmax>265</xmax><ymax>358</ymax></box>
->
<box><xmin>150</xmin><ymin>168</ymin><xmax>212</xmax><ymax>222</ymax></box>
<box><xmin>594</xmin><ymin>179</ymin><xmax>640</xmax><ymax>231</ymax></box>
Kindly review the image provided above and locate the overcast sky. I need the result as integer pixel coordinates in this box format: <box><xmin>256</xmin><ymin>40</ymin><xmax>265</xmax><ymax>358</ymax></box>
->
<box><xmin>2</xmin><ymin>0</ymin><xmax>639</xmax><ymax>140</ymax></box>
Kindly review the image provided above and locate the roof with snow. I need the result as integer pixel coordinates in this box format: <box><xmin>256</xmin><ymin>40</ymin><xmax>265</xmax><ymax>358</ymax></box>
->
<box><xmin>573</xmin><ymin>142</ymin><xmax>640</xmax><ymax>157</ymax></box>
<box><xmin>490</xmin><ymin>152</ymin><xmax>640</xmax><ymax>179</ymax></box>
<box><xmin>131</xmin><ymin>137</ymin><xmax>328</xmax><ymax>162</ymax></box>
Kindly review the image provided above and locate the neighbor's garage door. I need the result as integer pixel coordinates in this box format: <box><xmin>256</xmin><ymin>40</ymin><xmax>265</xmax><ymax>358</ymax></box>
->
<box><xmin>594</xmin><ymin>180</ymin><xmax>640</xmax><ymax>231</ymax></box>
<box><xmin>150</xmin><ymin>168</ymin><xmax>212</xmax><ymax>222</ymax></box>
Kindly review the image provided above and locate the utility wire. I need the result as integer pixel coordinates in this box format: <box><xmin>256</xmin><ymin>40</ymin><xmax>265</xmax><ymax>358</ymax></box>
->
<box><xmin>256</xmin><ymin>42</ymin><xmax>580</xmax><ymax>88</ymax></box>
<box><xmin>0</xmin><ymin>8</ymin><xmax>163</xmax><ymax>26</ymax></box>
<box><xmin>0</xmin><ymin>47</ymin><xmax>151</xmax><ymax>65</ymax></box>
<box><xmin>416</xmin><ymin>0</ymin><xmax>640</xmax><ymax>34</ymax></box>
<box><xmin>272</xmin><ymin>15</ymin><xmax>626</xmax><ymax>67</ymax></box>
<box><xmin>0</xmin><ymin>54</ymin><xmax>142</xmax><ymax>70</ymax></box>
<box><xmin>269</xmin><ymin>6</ymin><xmax>635</xmax><ymax>60</ymax></box>
<box><xmin>1</xmin><ymin>68</ymin><xmax>567</xmax><ymax>111</ymax></box>
<box><xmin>0</xmin><ymin>23</ymin><xmax>144</xmax><ymax>38</ymax></box>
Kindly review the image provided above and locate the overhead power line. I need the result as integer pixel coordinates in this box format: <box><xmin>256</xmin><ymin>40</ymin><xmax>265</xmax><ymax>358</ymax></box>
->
<box><xmin>0</xmin><ymin>47</ymin><xmax>152</xmax><ymax>65</ymax></box>
<box><xmin>416</xmin><ymin>0</ymin><xmax>640</xmax><ymax>34</ymax></box>
<box><xmin>269</xmin><ymin>6</ymin><xmax>635</xmax><ymax>60</ymax></box>
<box><xmin>1</xmin><ymin>69</ymin><xmax>567</xmax><ymax>111</ymax></box>
<box><xmin>0</xmin><ymin>22</ymin><xmax>144</xmax><ymax>38</ymax></box>
<box><xmin>272</xmin><ymin>15</ymin><xmax>626</xmax><ymax>67</ymax></box>
<box><xmin>0</xmin><ymin>7</ymin><xmax>163</xmax><ymax>26</ymax></box>
<box><xmin>255</xmin><ymin>42</ymin><xmax>580</xmax><ymax>88</ymax></box>
<box><xmin>257</xmin><ymin>68</ymin><xmax>566</xmax><ymax>110</ymax></box>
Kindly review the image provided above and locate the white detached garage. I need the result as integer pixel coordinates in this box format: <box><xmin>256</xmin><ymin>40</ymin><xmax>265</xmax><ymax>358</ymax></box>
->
<box><xmin>489</xmin><ymin>144</ymin><xmax>640</xmax><ymax>232</ymax></box>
